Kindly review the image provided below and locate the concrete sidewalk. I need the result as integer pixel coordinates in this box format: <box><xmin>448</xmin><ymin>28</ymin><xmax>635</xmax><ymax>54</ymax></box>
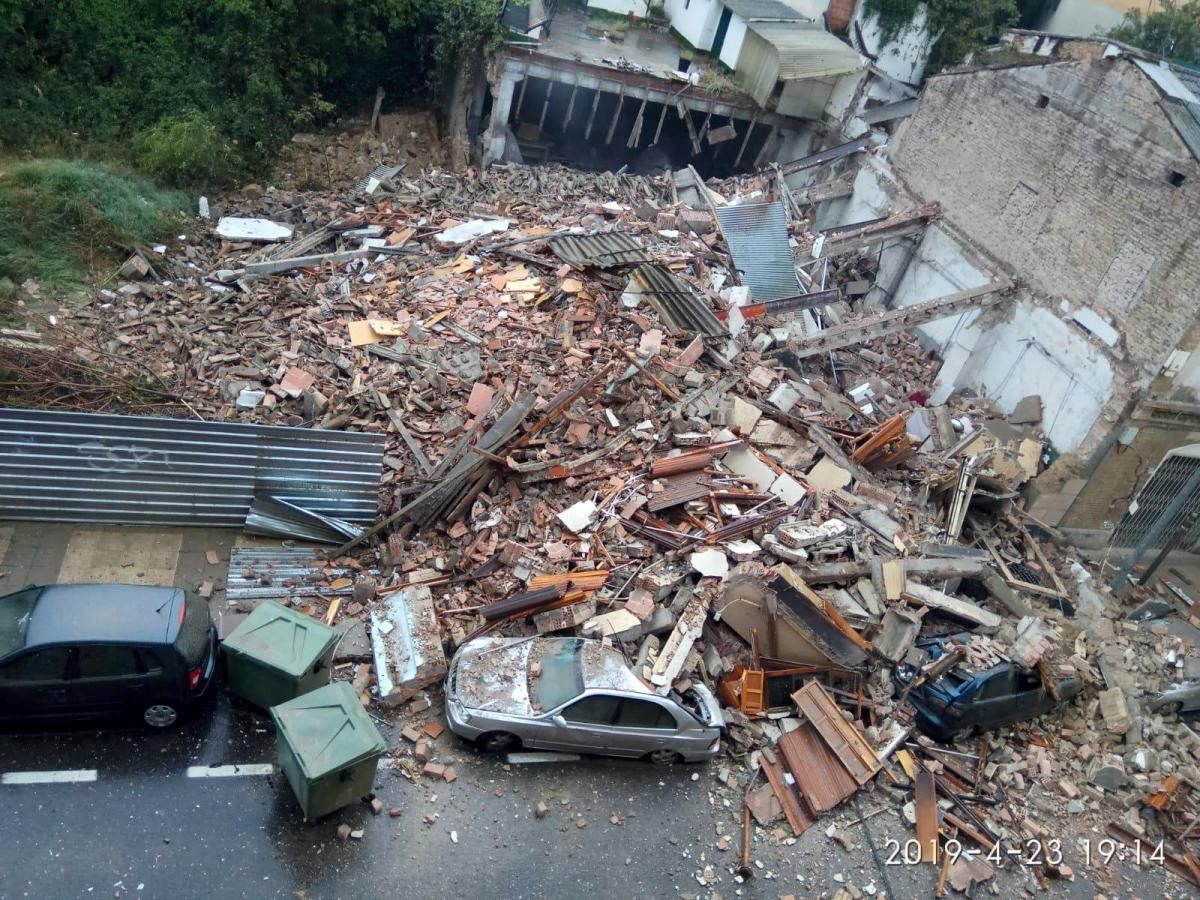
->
<box><xmin>0</xmin><ymin>521</ymin><xmax>237</xmax><ymax>601</ymax></box>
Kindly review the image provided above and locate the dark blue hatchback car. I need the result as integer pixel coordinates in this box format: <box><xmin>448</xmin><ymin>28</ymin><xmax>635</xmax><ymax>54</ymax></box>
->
<box><xmin>899</xmin><ymin>638</ymin><xmax>1082</xmax><ymax>741</ymax></box>
<box><xmin>0</xmin><ymin>584</ymin><xmax>217</xmax><ymax>729</ymax></box>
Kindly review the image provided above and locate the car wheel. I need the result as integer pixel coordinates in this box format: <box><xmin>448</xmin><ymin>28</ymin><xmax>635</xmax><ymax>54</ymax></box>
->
<box><xmin>648</xmin><ymin>749</ymin><xmax>681</xmax><ymax>766</ymax></box>
<box><xmin>477</xmin><ymin>731</ymin><xmax>520</xmax><ymax>752</ymax></box>
<box><xmin>143</xmin><ymin>702</ymin><xmax>179</xmax><ymax>729</ymax></box>
<box><xmin>1164</xmin><ymin>702</ymin><xmax>1184</xmax><ymax>717</ymax></box>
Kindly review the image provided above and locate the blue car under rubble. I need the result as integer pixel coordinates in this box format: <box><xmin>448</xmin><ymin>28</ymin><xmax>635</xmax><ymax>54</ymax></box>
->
<box><xmin>897</xmin><ymin>638</ymin><xmax>1083</xmax><ymax>742</ymax></box>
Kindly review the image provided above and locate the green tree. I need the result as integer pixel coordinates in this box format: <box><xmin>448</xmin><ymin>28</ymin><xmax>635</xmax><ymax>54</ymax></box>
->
<box><xmin>1108</xmin><ymin>0</ymin><xmax>1200</xmax><ymax>66</ymax></box>
<box><xmin>0</xmin><ymin>0</ymin><xmax>506</xmax><ymax>181</ymax></box>
<box><xmin>865</xmin><ymin>0</ymin><xmax>1018</xmax><ymax>72</ymax></box>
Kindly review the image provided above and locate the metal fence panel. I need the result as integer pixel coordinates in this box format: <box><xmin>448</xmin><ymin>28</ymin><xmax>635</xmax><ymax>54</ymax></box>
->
<box><xmin>0</xmin><ymin>409</ymin><xmax>384</xmax><ymax>526</ymax></box>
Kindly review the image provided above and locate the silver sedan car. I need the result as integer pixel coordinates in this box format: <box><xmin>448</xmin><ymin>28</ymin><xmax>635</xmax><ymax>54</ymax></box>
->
<box><xmin>1145</xmin><ymin>681</ymin><xmax>1200</xmax><ymax>716</ymax></box>
<box><xmin>445</xmin><ymin>636</ymin><xmax>724</xmax><ymax>764</ymax></box>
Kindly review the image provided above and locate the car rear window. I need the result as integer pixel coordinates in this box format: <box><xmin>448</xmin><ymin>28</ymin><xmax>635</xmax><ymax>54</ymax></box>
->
<box><xmin>532</xmin><ymin>639</ymin><xmax>584</xmax><ymax>711</ymax></box>
<box><xmin>0</xmin><ymin>588</ymin><xmax>41</xmax><ymax>657</ymax></box>
<box><xmin>174</xmin><ymin>597</ymin><xmax>211</xmax><ymax>666</ymax></box>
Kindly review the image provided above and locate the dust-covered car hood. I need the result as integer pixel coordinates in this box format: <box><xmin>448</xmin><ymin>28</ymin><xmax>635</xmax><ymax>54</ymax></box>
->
<box><xmin>448</xmin><ymin>636</ymin><xmax>536</xmax><ymax>717</ymax></box>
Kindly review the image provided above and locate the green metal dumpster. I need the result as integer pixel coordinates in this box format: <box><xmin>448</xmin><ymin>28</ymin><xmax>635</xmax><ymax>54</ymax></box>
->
<box><xmin>271</xmin><ymin>681</ymin><xmax>387</xmax><ymax>821</ymax></box>
<box><xmin>221</xmin><ymin>600</ymin><xmax>339</xmax><ymax>709</ymax></box>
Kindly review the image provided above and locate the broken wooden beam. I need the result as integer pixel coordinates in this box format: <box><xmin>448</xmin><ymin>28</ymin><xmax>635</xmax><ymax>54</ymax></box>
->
<box><xmin>773</xmin><ymin>283</ymin><xmax>1013</xmax><ymax>361</ymax></box>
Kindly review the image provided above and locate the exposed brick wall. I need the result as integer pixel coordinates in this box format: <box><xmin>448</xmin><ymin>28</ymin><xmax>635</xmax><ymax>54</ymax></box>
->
<box><xmin>888</xmin><ymin>58</ymin><xmax>1200</xmax><ymax>380</ymax></box>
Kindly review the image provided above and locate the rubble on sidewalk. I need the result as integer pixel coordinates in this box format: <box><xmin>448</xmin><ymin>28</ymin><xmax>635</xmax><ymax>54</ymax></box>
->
<box><xmin>16</xmin><ymin>158</ymin><xmax>1200</xmax><ymax>890</ymax></box>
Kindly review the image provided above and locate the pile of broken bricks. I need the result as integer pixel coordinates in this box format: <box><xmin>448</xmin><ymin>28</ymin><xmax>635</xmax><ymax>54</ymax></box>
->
<box><xmin>16</xmin><ymin>158</ymin><xmax>1200</xmax><ymax>890</ymax></box>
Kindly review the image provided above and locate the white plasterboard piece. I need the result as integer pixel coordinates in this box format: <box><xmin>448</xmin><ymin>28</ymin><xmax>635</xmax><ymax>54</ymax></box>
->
<box><xmin>725</xmin><ymin>539</ymin><xmax>761</xmax><ymax>555</ymax></box>
<box><xmin>435</xmin><ymin>218</ymin><xmax>511</xmax><ymax>244</ymax></box>
<box><xmin>1072</xmin><ymin>308</ymin><xmax>1120</xmax><ymax>347</ymax></box>
<box><xmin>215</xmin><ymin>217</ymin><xmax>294</xmax><ymax>242</ymax></box>
<box><xmin>731</xmin><ymin>396</ymin><xmax>762</xmax><ymax>432</ymax></box>
<box><xmin>690</xmin><ymin>548</ymin><xmax>729</xmax><ymax>578</ymax></box>
<box><xmin>582</xmin><ymin>608</ymin><xmax>641</xmax><ymax>637</ymax></box>
<box><xmin>768</xmin><ymin>382</ymin><xmax>801</xmax><ymax>413</ymax></box>
<box><xmin>557</xmin><ymin>499</ymin><xmax>598</xmax><ymax>533</ymax></box>
<box><xmin>770</xmin><ymin>472</ymin><xmax>808</xmax><ymax>506</ymax></box>
<box><xmin>721</xmin><ymin>446</ymin><xmax>778</xmax><ymax>491</ymax></box>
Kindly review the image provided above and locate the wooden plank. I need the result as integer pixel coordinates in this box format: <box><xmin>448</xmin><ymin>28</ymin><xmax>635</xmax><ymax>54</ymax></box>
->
<box><xmin>778</xmin><ymin>723</ymin><xmax>859</xmax><ymax>813</ymax></box>
<box><xmin>915</xmin><ymin>769</ymin><xmax>939</xmax><ymax>864</ymax></box>
<box><xmin>528</xmin><ymin>570</ymin><xmax>610</xmax><ymax>591</ymax></box>
<box><xmin>881</xmin><ymin>560</ymin><xmax>904</xmax><ymax>601</ymax></box>
<box><xmin>792</xmin><ymin>681</ymin><xmax>880</xmax><ymax>784</ymax></box>
<box><xmin>761</xmin><ymin>754</ymin><xmax>814</xmax><ymax>836</ymax></box>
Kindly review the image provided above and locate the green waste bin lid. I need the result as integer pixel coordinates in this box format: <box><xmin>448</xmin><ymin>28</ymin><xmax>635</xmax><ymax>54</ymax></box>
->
<box><xmin>271</xmin><ymin>681</ymin><xmax>387</xmax><ymax>779</ymax></box>
<box><xmin>222</xmin><ymin>600</ymin><xmax>339</xmax><ymax>678</ymax></box>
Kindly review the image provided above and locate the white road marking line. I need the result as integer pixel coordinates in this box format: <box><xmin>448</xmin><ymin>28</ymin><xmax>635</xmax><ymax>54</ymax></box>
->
<box><xmin>2</xmin><ymin>769</ymin><xmax>98</xmax><ymax>785</ymax></box>
<box><xmin>186</xmin><ymin>764</ymin><xmax>273</xmax><ymax>778</ymax></box>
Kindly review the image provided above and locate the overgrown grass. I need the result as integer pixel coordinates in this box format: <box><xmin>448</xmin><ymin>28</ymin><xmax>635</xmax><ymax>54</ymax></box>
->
<box><xmin>0</xmin><ymin>159</ymin><xmax>190</xmax><ymax>300</ymax></box>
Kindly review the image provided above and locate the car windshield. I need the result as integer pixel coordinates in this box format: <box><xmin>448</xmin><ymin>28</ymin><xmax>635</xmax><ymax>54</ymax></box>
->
<box><xmin>0</xmin><ymin>588</ymin><xmax>41</xmax><ymax>657</ymax></box>
<box><xmin>174</xmin><ymin>597</ymin><xmax>211</xmax><ymax>666</ymax></box>
<box><xmin>531</xmin><ymin>639</ymin><xmax>585</xmax><ymax>711</ymax></box>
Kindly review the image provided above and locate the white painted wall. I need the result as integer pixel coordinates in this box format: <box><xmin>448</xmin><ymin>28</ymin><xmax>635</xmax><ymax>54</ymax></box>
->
<box><xmin>781</xmin><ymin>0</ymin><xmax>827</xmax><ymax>18</ymax></box>
<box><xmin>852</xmin><ymin>4</ymin><xmax>931</xmax><ymax>88</ymax></box>
<box><xmin>719</xmin><ymin>11</ymin><xmax>748</xmax><ymax>68</ymax></box>
<box><xmin>830</xmin><ymin>163</ymin><xmax>1113</xmax><ymax>452</ymax></box>
<box><xmin>587</xmin><ymin>0</ymin><xmax>648</xmax><ymax>15</ymax></box>
<box><xmin>664</xmin><ymin>0</ymin><xmax>725</xmax><ymax>50</ymax></box>
<box><xmin>778</xmin><ymin>77</ymin><xmax>837</xmax><ymax>119</ymax></box>
<box><xmin>825</xmin><ymin>69</ymin><xmax>867</xmax><ymax>123</ymax></box>
<box><xmin>889</xmin><ymin>221</ymin><xmax>1112</xmax><ymax>452</ymax></box>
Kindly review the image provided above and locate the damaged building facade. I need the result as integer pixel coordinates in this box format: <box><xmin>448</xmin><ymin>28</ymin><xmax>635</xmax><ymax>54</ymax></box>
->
<box><xmin>823</xmin><ymin>30</ymin><xmax>1200</xmax><ymax>533</ymax></box>
<box><xmin>479</xmin><ymin>0</ymin><xmax>865</xmax><ymax>173</ymax></box>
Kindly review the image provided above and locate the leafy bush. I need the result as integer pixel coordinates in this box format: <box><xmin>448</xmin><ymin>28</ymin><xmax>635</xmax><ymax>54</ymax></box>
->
<box><xmin>132</xmin><ymin>112</ymin><xmax>241</xmax><ymax>188</ymax></box>
<box><xmin>0</xmin><ymin>160</ymin><xmax>189</xmax><ymax>297</ymax></box>
<box><xmin>0</xmin><ymin>0</ymin><xmax>509</xmax><ymax>184</ymax></box>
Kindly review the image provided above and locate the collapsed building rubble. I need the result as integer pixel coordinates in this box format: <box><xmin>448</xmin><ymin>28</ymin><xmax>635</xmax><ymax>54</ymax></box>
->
<box><xmin>9</xmin><ymin>157</ymin><xmax>1200</xmax><ymax>891</ymax></box>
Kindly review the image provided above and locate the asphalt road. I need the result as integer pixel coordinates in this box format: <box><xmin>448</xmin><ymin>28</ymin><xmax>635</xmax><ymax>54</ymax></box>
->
<box><xmin>0</xmin><ymin>521</ymin><xmax>1192</xmax><ymax>899</ymax></box>
<box><xmin>1</xmin><ymin>688</ymin><xmax>1190</xmax><ymax>900</ymax></box>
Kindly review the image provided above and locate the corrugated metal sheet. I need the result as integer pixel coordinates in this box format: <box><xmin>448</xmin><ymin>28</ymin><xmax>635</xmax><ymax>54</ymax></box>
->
<box><xmin>1174</xmin><ymin>65</ymin><xmax>1200</xmax><ymax>100</ymax></box>
<box><xmin>245</xmin><ymin>495</ymin><xmax>363</xmax><ymax>544</ymax></box>
<box><xmin>747</xmin><ymin>22</ymin><xmax>862</xmax><ymax>82</ymax></box>
<box><xmin>715</xmin><ymin>200</ymin><xmax>802</xmax><ymax>302</ymax></box>
<box><xmin>225</xmin><ymin>547</ymin><xmax>360</xmax><ymax>601</ymax></box>
<box><xmin>0</xmin><ymin>409</ymin><xmax>384</xmax><ymax>526</ymax></box>
<box><xmin>548</xmin><ymin>232</ymin><xmax>652</xmax><ymax>269</ymax></box>
<box><xmin>1161</xmin><ymin>100</ymin><xmax>1200</xmax><ymax>162</ymax></box>
<box><xmin>629</xmin><ymin>265</ymin><xmax>728</xmax><ymax>338</ymax></box>
<box><xmin>1134</xmin><ymin>59</ymin><xmax>1200</xmax><ymax>104</ymax></box>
